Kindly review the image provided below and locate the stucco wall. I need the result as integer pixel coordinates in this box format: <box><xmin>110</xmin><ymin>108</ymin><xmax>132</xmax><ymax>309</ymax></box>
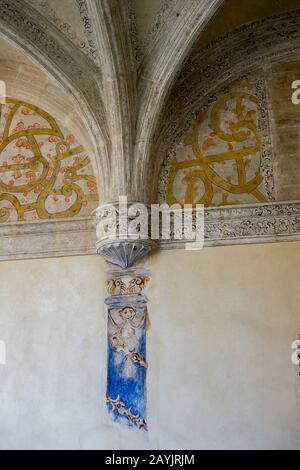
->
<box><xmin>0</xmin><ymin>242</ymin><xmax>300</xmax><ymax>449</ymax></box>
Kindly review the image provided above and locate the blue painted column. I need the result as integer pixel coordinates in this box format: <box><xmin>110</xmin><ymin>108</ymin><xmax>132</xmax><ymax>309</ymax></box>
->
<box><xmin>105</xmin><ymin>267</ymin><xmax>150</xmax><ymax>431</ymax></box>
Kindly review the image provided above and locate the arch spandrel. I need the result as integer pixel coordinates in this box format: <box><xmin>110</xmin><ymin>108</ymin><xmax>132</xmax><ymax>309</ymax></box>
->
<box><xmin>0</xmin><ymin>97</ymin><xmax>99</xmax><ymax>224</ymax></box>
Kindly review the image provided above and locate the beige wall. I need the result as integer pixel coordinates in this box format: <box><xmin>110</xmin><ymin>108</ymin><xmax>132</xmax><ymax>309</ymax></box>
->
<box><xmin>150</xmin><ymin>243</ymin><xmax>300</xmax><ymax>449</ymax></box>
<box><xmin>0</xmin><ymin>242</ymin><xmax>300</xmax><ymax>449</ymax></box>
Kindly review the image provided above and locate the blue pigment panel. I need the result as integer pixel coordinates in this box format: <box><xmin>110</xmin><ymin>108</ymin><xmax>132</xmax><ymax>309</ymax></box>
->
<box><xmin>106</xmin><ymin>303</ymin><xmax>148</xmax><ymax>431</ymax></box>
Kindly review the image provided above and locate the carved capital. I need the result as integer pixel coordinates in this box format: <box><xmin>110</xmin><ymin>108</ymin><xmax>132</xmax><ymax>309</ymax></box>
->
<box><xmin>98</xmin><ymin>240</ymin><xmax>155</xmax><ymax>269</ymax></box>
<box><xmin>94</xmin><ymin>201</ymin><xmax>157</xmax><ymax>268</ymax></box>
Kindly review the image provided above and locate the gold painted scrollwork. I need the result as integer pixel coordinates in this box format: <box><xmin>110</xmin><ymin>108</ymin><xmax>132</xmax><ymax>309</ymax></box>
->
<box><xmin>0</xmin><ymin>98</ymin><xmax>98</xmax><ymax>222</ymax></box>
<box><xmin>166</xmin><ymin>92</ymin><xmax>267</xmax><ymax>207</ymax></box>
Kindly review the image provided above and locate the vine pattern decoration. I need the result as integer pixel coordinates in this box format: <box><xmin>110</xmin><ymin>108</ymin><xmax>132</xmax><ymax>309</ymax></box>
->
<box><xmin>106</xmin><ymin>395</ymin><xmax>148</xmax><ymax>431</ymax></box>
<box><xmin>166</xmin><ymin>91</ymin><xmax>269</xmax><ymax>207</ymax></box>
<box><xmin>106</xmin><ymin>276</ymin><xmax>150</xmax><ymax>296</ymax></box>
<box><xmin>0</xmin><ymin>98</ymin><xmax>98</xmax><ymax>223</ymax></box>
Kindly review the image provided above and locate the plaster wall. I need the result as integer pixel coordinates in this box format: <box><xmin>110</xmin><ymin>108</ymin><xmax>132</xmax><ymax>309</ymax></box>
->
<box><xmin>0</xmin><ymin>242</ymin><xmax>300</xmax><ymax>449</ymax></box>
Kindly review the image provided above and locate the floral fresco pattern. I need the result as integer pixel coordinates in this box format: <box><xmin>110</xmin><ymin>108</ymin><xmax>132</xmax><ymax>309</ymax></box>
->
<box><xmin>162</xmin><ymin>76</ymin><xmax>274</xmax><ymax>207</ymax></box>
<box><xmin>0</xmin><ymin>98</ymin><xmax>98</xmax><ymax>223</ymax></box>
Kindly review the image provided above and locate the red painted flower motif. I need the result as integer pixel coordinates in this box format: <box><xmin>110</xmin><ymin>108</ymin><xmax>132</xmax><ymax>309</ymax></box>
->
<box><xmin>16</xmin><ymin>139</ymin><xmax>32</xmax><ymax>150</ymax></box>
<box><xmin>12</xmin><ymin>154</ymin><xmax>26</xmax><ymax>164</ymax></box>
<box><xmin>25</xmin><ymin>171</ymin><xmax>36</xmax><ymax>182</ymax></box>
<box><xmin>13</xmin><ymin>121</ymin><xmax>25</xmax><ymax>133</ymax></box>
<box><xmin>12</xmin><ymin>170</ymin><xmax>22</xmax><ymax>180</ymax></box>
<box><xmin>87</xmin><ymin>180</ymin><xmax>97</xmax><ymax>193</ymax></box>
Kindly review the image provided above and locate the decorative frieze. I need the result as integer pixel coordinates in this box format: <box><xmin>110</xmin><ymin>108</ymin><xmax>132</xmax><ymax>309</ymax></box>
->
<box><xmin>166</xmin><ymin>201</ymin><xmax>300</xmax><ymax>249</ymax></box>
<box><xmin>1</xmin><ymin>201</ymin><xmax>300</xmax><ymax>260</ymax></box>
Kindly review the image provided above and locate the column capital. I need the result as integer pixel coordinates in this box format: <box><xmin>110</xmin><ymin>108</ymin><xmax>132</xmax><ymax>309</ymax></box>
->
<box><xmin>98</xmin><ymin>240</ymin><xmax>156</xmax><ymax>269</ymax></box>
<box><xmin>94</xmin><ymin>201</ymin><xmax>157</xmax><ymax>268</ymax></box>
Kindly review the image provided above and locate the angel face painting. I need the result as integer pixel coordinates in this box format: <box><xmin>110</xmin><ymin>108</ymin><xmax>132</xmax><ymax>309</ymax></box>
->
<box><xmin>120</xmin><ymin>307</ymin><xmax>136</xmax><ymax>321</ymax></box>
<box><xmin>108</xmin><ymin>306</ymin><xmax>148</xmax><ymax>374</ymax></box>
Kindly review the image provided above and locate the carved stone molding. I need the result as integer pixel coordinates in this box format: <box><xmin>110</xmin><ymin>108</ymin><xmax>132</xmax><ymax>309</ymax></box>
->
<box><xmin>205</xmin><ymin>201</ymin><xmax>300</xmax><ymax>245</ymax></box>
<box><xmin>1</xmin><ymin>201</ymin><xmax>300</xmax><ymax>262</ymax></box>
<box><xmin>161</xmin><ymin>201</ymin><xmax>300</xmax><ymax>249</ymax></box>
<box><xmin>0</xmin><ymin>218</ymin><xmax>96</xmax><ymax>261</ymax></box>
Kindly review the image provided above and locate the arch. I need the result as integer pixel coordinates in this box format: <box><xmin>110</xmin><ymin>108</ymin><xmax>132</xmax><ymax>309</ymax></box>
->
<box><xmin>86</xmin><ymin>0</ymin><xmax>137</xmax><ymax>201</ymax></box>
<box><xmin>0</xmin><ymin>96</ymin><xmax>99</xmax><ymax>223</ymax></box>
<box><xmin>133</xmin><ymin>0</ymin><xmax>224</xmax><ymax>202</ymax></box>
<box><xmin>151</xmin><ymin>8</ymin><xmax>300</xmax><ymax>201</ymax></box>
<box><xmin>0</xmin><ymin>0</ymin><xmax>110</xmax><ymax>200</ymax></box>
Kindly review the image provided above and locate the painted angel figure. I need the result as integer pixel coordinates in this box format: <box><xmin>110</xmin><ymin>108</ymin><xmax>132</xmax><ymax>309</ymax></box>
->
<box><xmin>109</xmin><ymin>306</ymin><xmax>148</xmax><ymax>376</ymax></box>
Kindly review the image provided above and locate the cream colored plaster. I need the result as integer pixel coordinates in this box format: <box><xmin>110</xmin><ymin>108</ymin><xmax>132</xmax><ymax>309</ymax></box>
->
<box><xmin>0</xmin><ymin>243</ymin><xmax>300</xmax><ymax>449</ymax></box>
<box><xmin>149</xmin><ymin>243</ymin><xmax>300</xmax><ymax>449</ymax></box>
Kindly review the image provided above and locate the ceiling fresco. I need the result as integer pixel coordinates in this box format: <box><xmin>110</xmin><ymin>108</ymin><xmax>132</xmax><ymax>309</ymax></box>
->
<box><xmin>0</xmin><ymin>98</ymin><xmax>98</xmax><ymax>223</ymax></box>
<box><xmin>160</xmin><ymin>57</ymin><xmax>300</xmax><ymax>209</ymax></box>
<box><xmin>160</xmin><ymin>72</ymin><xmax>274</xmax><ymax>207</ymax></box>
<box><xmin>1</xmin><ymin>1</ymin><xmax>300</xmax><ymax>260</ymax></box>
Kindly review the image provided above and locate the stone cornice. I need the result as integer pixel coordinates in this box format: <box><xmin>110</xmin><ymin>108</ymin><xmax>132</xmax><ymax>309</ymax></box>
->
<box><xmin>0</xmin><ymin>218</ymin><xmax>96</xmax><ymax>261</ymax></box>
<box><xmin>1</xmin><ymin>201</ymin><xmax>300</xmax><ymax>261</ymax></box>
<box><xmin>163</xmin><ymin>201</ymin><xmax>300</xmax><ymax>249</ymax></box>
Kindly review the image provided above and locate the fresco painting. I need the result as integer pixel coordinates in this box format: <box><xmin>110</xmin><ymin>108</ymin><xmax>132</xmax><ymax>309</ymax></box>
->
<box><xmin>161</xmin><ymin>75</ymin><xmax>275</xmax><ymax>207</ymax></box>
<box><xmin>105</xmin><ymin>271</ymin><xmax>150</xmax><ymax>431</ymax></box>
<box><xmin>0</xmin><ymin>98</ymin><xmax>98</xmax><ymax>223</ymax></box>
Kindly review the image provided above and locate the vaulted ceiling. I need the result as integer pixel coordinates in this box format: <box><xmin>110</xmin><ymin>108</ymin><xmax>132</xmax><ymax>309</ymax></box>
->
<box><xmin>0</xmin><ymin>0</ymin><xmax>223</xmax><ymax>203</ymax></box>
<box><xmin>2</xmin><ymin>0</ymin><xmax>300</xmax><ymax>260</ymax></box>
<box><xmin>0</xmin><ymin>0</ymin><xmax>300</xmax><ymax>205</ymax></box>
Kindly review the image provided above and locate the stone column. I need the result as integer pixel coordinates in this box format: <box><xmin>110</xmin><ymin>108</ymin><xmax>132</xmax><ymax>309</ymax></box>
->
<box><xmin>105</xmin><ymin>265</ymin><xmax>150</xmax><ymax>431</ymax></box>
<box><xmin>95</xmin><ymin>203</ymin><xmax>156</xmax><ymax>431</ymax></box>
